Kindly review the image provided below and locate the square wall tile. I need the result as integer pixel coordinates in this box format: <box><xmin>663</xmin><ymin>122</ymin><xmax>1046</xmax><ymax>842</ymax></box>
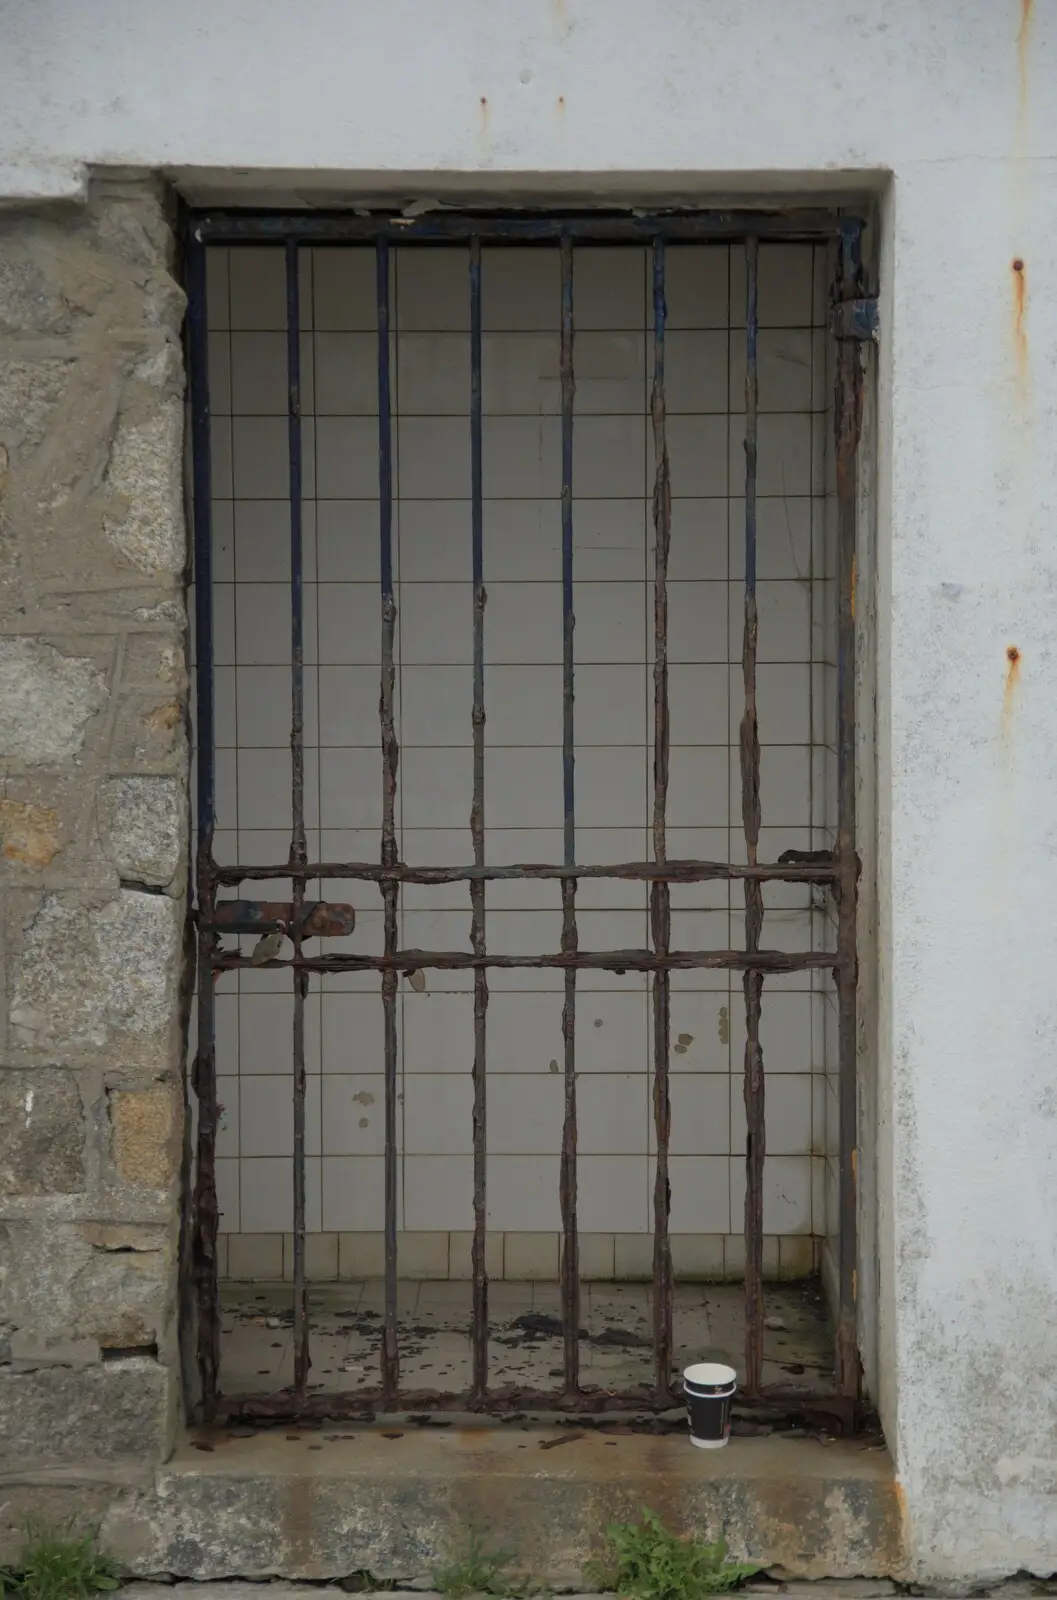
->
<box><xmin>240</xmin><ymin>1156</ymin><xmax>322</xmax><ymax>1232</ymax></box>
<box><xmin>730</xmin><ymin>243</ymin><xmax>815</xmax><ymax>328</ymax></box>
<box><xmin>322</xmin><ymin>993</ymin><xmax>391</xmax><ymax>1074</ymax></box>
<box><xmin>229</xmin><ymin>248</ymin><xmax>288</xmax><ymax>331</ymax></box>
<box><xmin>321</xmin><ymin>1075</ymin><xmax>387</xmax><ymax>1155</ymax></box>
<box><xmin>730</xmin><ymin>1072</ymin><xmax>813</xmax><ymax>1157</ymax></box>
<box><xmin>666</xmin><ymin>331</ymin><xmax>729</xmax><ymax>414</ymax></box>
<box><xmin>488</xmin><ymin>1075</ymin><xmax>565</xmax><ymax>1155</ymax></box>
<box><xmin>576</xmin><ymin>748</ymin><xmax>648</xmax><ymax>829</ymax></box>
<box><xmin>614</xmin><ymin>1233</ymin><xmax>653</xmax><ymax>1278</ymax></box>
<box><xmin>322</xmin><ymin>1154</ymin><xmax>387</xmax><ymax>1231</ymax></box>
<box><xmin>482</xmin><ymin>416</ymin><xmax>561</xmax><ymax>498</ymax></box>
<box><xmin>312</xmin><ymin>248</ymin><xmax>377</xmax><ymax>331</ymax></box>
<box><xmin>316</xmin><ymin>416</ymin><xmax>382</xmax><ymax>499</ymax></box>
<box><xmin>405</xmin><ymin>1075</ymin><xmax>474</xmax><ymax>1156</ymax></box>
<box><xmin>482</xmin><ymin>248</ymin><xmax>561</xmax><ymax>331</ymax></box>
<box><xmin>486</xmin><ymin>993</ymin><xmax>564</xmax><ymax>1073</ymax></box>
<box><xmin>227</xmin><ymin>1233</ymin><xmax>283</xmax><ymax>1279</ymax></box>
<box><xmin>397</xmin><ymin>248</ymin><xmax>470</xmax><ymax>331</ymax></box>
<box><xmin>486</xmin><ymin>1154</ymin><xmax>562</xmax><ymax>1231</ymax></box>
<box><xmin>729</xmin><ymin>1153</ymin><xmax>812</xmax><ymax>1235</ymax></box>
<box><xmin>665</xmin><ymin>415</ymin><xmax>729</xmax><ymax>498</ymax></box>
<box><xmin>404</xmin><ymin>1155</ymin><xmax>472</xmax><ymax>1231</ymax></box>
<box><xmin>576</xmin><ymin>992</ymin><xmax>648</xmax><ymax>1073</ymax></box>
<box><xmin>729</xmin><ymin>497</ymin><xmax>812</xmax><ymax>582</ymax></box>
<box><xmin>671</xmin><ymin>1234</ymin><xmax>726</xmax><ymax>1281</ymax></box>
<box><xmin>577</xmin><ymin>1074</ymin><xmax>647</xmax><ymax>1154</ymax></box>
<box><xmin>315</xmin><ymin>500</ymin><xmax>383</xmax><ymax>583</ymax></box>
<box><xmin>485</xmin><ymin>666</ymin><xmax>563</xmax><ymax>745</ymax></box>
<box><xmin>667</xmin><ymin>1075</ymin><xmax>730</xmax><ymax>1157</ymax></box>
<box><xmin>449</xmin><ymin>1229</ymin><xmax>505</xmax><ymax>1280</ymax></box>
<box><xmin>403</xmin><ymin>747</ymin><xmax>473</xmax><ymax>828</ymax></box>
<box><xmin>667</xmin><ymin>1155</ymin><xmax>730</xmax><ymax>1233</ymax></box>
<box><xmin>655</xmin><ymin>246</ymin><xmax>729</xmax><ymax>330</ymax></box>
<box><xmin>339</xmin><ymin>1231</ymin><xmax>386</xmax><ymax>1276</ymax></box>
<box><xmin>239</xmin><ymin>1073</ymin><xmax>322</xmax><ymax>1158</ymax></box>
<box><xmin>575</xmin><ymin>583</ymin><xmax>647</xmax><ymax>664</ymax></box>
<box><xmin>579</xmin><ymin>1156</ymin><xmax>649</xmax><ymax>1232</ymax></box>
<box><xmin>485</xmin><ymin>583</ymin><xmax>564</xmax><ymax>664</ymax></box>
<box><xmin>240</xmin><ymin>993</ymin><xmax>321</xmax><ymax>1075</ymax></box>
<box><xmin>503</xmin><ymin>1233</ymin><xmax>559</xmax><ymax>1280</ymax></box>
<box><xmin>317</xmin><ymin>583</ymin><xmax>387</xmax><ymax>664</ymax></box>
<box><xmin>315</xmin><ymin>332</ymin><xmax>383</xmax><ymax>414</ymax></box>
<box><xmin>574</xmin><ymin>246</ymin><xmax>645</xmax><ymax>330</ymax></box>
<box><xmin>668</xmin><ymin>990</ymin><xmax>732</xmax><ymax>1072</ymax></box>
<box><xmin>664</xmin><ymin>499</ymin><xmax>728</xmax><ymax>581</ymax></box>
<box><xmin>729</xmin><ymin>328</ymin><xmax>814</xmax><ymax>414</ymax></box>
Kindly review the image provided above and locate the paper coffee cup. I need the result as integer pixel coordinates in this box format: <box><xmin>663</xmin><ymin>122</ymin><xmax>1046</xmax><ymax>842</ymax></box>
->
<box><xmin>683</xmin><ymin>1362</ymin><xmax>737</xmax><ymax>1449</ymax></box>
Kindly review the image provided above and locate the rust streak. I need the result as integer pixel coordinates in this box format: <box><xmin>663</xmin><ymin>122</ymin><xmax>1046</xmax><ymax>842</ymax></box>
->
<box><xmin>1017</xmin><ymin>0</ymin><xmax>1033</xmax><ymax>107</ymax></box>
<box><xmin>1011</xmin><ymin>258</ymin><xmax>1029</xmax><ymax>391</ymax></box>
<box><xmin>1002</xmin><ymin>644</ymin><xmax>1021</xmax><ymax>740</ymax></box>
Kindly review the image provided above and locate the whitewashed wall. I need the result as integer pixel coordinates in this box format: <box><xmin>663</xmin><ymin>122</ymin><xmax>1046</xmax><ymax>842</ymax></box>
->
<box><xmin>2</xmin><ymin>0</ymin><xmax>1057</xmax><ymax>1583</ymax></box>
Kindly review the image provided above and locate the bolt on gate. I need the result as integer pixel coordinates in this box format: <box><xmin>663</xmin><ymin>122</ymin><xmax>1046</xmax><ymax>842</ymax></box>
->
<box><xmin>186</xmin><ymin>208</ymin><xmax>869</xmax><ymax>1434</ymax></box>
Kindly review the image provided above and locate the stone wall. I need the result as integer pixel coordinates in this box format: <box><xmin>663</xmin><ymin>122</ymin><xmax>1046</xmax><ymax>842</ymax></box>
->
<box><xmin>0</xmin><ymin>176</ymin><xmax>188</xmax><ymax>1471</ymax></box>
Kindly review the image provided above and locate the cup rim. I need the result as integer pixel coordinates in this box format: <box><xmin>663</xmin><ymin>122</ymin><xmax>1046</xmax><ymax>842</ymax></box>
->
<box><xmin>683</xmin><ymin>1361</ymin><xmax>737</xmax><ymax>1390</ymax></box>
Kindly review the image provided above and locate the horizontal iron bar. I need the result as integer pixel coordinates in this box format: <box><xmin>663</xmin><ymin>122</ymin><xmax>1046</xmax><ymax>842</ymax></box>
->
<box><xmin>217</xmin><ymin>1383</ymin><xmax>857</xmax><ymax>1432</ymax></box>
<box><xmin>208</xmin><ymin>946</ymin><xmax>839</xmax><ymax>974</ymax></box>
<box><xmin>191</xmin><ymin>209</ymin><xmax>857</xmax><ymax>245</ymax></box>
<box><xmin>210</xmin><ymin>857</ymin><xmax>837</xmax><ymax>886</ymax></box>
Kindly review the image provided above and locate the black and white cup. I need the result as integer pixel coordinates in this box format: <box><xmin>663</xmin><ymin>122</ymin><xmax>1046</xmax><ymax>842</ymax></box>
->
<box><xmin>683</xmin><ymin>1362</ymin><xmax>737</xmax><ymax>1449</ymax></box>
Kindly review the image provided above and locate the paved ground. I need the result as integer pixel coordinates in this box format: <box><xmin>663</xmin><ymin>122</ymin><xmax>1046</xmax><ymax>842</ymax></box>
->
<box><xmin>220</xmin><ymin>1278</ymin><xmax>833</xmax><ymax>1398</ymax></box>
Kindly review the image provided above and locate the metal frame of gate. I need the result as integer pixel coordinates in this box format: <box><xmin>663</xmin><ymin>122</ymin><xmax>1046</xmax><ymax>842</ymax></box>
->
<box><xmin>185</xmin><ymin>207</ymin><xmax>869</xmax><ymax>1433</ymax></box>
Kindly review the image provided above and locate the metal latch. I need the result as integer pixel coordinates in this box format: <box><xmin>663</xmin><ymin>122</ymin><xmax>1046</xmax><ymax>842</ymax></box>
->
<box><xmin>830</xmin><ymin>298</ymin><xmax>879</xmax><ymax>342</ymax></box>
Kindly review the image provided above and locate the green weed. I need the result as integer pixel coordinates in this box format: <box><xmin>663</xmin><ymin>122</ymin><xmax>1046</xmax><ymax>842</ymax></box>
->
<box><xmin>589</xmin><ymin>1506</ymin><xmax>760</xmax><ymax>1599</ymax></box>
<box><xmin>0</xmin><ymin>1520</ymin><xmax>120</xmax><ymax>1600</ymax></box>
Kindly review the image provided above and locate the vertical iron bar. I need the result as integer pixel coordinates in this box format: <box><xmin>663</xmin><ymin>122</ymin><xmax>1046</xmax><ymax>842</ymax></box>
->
<box><xmin>187</xmin><ymin>229</ymin><xmax>220</xmax><ymax>1421</ymax></box>
<box><xmin>285</xmin><ymin>241</ymin><xmax>310</xmax><ymax>1398</ymax></box>
<box><xmin>377</xmin><ymin>238</ymin><xmax>400</xmax><ymax>1401</ymax></box>
<box><xmin>835</xmin><ymin>219</ymin><xmax>863</xmax><ymax>1403</ymax></box>
<box><xmin>558</xmin><ymin>236</ymin><xmax>580</xmax><ymax>1396</ymax></box>
<box><xmin>650</xmin><ymin>238</ymin><xmax>674</xmax><ymax>1398</ymax></box>
<box><xmin>469</xmin><ymin>238</ymin><xmax>489</xmax><ymax>1400</ymax></box>
<box><xmin>741</xmin><ymin>236</ymin><xmax>765</xmax><ymax>1397</ymax></box>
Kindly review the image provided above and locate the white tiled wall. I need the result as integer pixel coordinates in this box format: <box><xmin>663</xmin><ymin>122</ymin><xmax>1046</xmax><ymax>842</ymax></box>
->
<box><xmin>194</xmin><ymin>239</ymin><xmax>837</xmax><ymax>1271</ymax></box>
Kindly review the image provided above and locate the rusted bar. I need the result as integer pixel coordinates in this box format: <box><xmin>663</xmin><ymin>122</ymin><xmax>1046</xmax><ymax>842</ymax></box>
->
<box><xmin>834</xmin><ymin>220</ymin><xmax>864</xmax><ymax>1400</ymax></box>
<box><xmin>211</xmin><ymin>946</ymin><xmax>836</xmax><ymax>974</ymax></box>
<box><xmin>207</xmin><ymin>901</ymin><xmax>356</xmax><ymax>937</ymax></box>
<box><xmin>285</xmin><ymin>240</ymin><xmax>311</xmax><ymax>1400</ymax></box>
<box><xmin>196</xmin><ymin>209</ymin><xmax>849</xmax><ymax>245</ymax></box>
<box><xmin>649</xmin><ymin>237</ymin><xmax>673</xmax><ymax>1398</ymax></box>
<box><xmin>212</xmin><ymin>857</ymin><xmax>837</xmax><ymax>886</ymax></box>
<box><xmin>740</xmin><ymin>235</ymin><xmax>765</xmax><ymax>1398</ymax></box>
<box><xmin>469</xmin><ymin>237</ymin><xmax>489</xmax><ymax>1401</ymax></box>
<box><xmin>221</xmin><ymin>1383</ymin><xmax>856</xmax><ymax>1431</ymax></box>
<box><xmin>377</xmin><ymin>237</ymin><xmax>400</xmax><ymax>1402</ymax></box>
<box><xmin>558</xmin><ymin>235</ymin><xmax>580</xmax><ymax>1397</ymax></box>
<box><xmin>187</xmin><ymin>229</ymin><xmax>221</xmax><ymax>1423</ymax></box>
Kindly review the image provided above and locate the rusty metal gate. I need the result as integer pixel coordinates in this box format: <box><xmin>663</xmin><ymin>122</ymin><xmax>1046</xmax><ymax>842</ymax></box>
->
<box><xmin>185</xmin><ymin>208</ymin><xmax>870</xmax><ymax>1433</ymax></box>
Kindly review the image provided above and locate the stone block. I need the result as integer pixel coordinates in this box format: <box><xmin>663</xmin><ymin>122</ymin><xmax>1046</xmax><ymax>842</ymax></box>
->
<box><xmin>0</xmin><ymin>638</ymin><xmax>108</xmax><ymax>765</ymax></box>
<box><xmin>10</xmin><ymin>890</ymin><xmax>183</xmax><ymax>1054</ymax></box>
<box><xmin>103</xmin><ymin>398</ymin><xmax>185</xmax><ymax>576</ymax></box>
<box><xmin>122</xmin><ymin>632</ymin><xmax>187</xmax><ymax>691</ymax></box>
<box><xmin>0</xmin><ymin>355</ymin><xmax>75</xmax><ymax>456</ymax></box>
<box><xmin>0</xmin><ymin>1356</ymin><xmax>172</xmax><ymax>1466</ymax></box>
<box><xmin>0</xmin><ymin>797</ymin><xmax>62</xmax><ymax>867</ymax></box>
<box><xmin>99</xmin><ymin>775</ymin><xmax>184</xmax><ymax>888</ymax></box>
<box><xmin>110</xmin><ymin>691</ymin><xmax>186</xmax><ymax>771</ymax></box>
<box><xmin>0</xmin><ymin>1219</ymin><xmax>172</xmax><ymax>1348</ymax></box>
<box><xmin>109</xmin><ymin>1083</ymin><xmax>181</xmax><ymax>1192</ymax></box>
<box><xmin>0</xmin><ymin>1068</ymin><xmax>86</xmax><ymax>1196</ymax></box>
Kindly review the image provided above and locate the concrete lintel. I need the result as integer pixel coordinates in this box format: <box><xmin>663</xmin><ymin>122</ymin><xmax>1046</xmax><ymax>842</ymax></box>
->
<box><xmin>0</xmin><ymin>160</ymin><xmax>88</xmax><ymax>206</ymax></box>
<box><xmin>99</xmin><ymin>1428</ymin><xmax>902</xmax><ymax>1584</ymax></box>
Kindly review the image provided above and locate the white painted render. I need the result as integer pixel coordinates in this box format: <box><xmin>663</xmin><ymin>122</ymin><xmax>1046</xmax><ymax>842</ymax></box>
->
<box><xmin>2</xmin><ymin>0</ymin><xmax>1056</xmax><ymax>1582</ymax></box>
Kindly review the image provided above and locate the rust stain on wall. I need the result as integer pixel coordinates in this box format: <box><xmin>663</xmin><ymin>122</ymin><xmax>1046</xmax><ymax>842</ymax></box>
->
<box><xmin>1017</xmin><ymin>0</ymin><xmax>1033</xmax><ymax>108</ymax></box>
<box><xmin>1002</xmin><ymin>645</ymin><xmax>1021</xmax><ymax>742</ymax></box>
<box><xmin>1011</xmin><ymin>258</ymin><xmax>1029</xmax><ymax>395</ymax></box>
<box><xmin>0</xmin><ymin>799</ymin><xmax>61</xmax><ymax>867</ymax></box>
